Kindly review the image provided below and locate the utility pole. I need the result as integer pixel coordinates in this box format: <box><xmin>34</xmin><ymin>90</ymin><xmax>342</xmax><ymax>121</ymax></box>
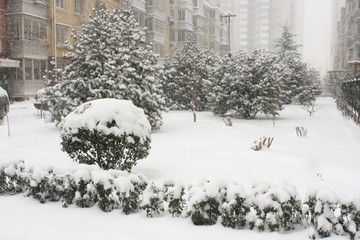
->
<box><xmin>221</xmin><ymin>14</ymin><xmax>236</xmax><ymax>53</ymax></box>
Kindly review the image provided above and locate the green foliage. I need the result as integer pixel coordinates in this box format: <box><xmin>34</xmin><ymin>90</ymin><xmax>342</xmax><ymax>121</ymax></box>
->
<box><xmin>159</xmin><ymin>38</ymin><xmax>218</xmax><ymax>112</ymax></box>
<box><xmin>221</xmin><ymin>196</ymin><xmax>250</xmax><ymax>229</ymax></box>
<box><xmin>191</xmin><ymin>197</ymin><xmax>221</xmax><ymax>225</ymax></box>
<box><xmin>140</xmin><ymin>182</ymin><xmax>165</xmax><ymax>217</ymax></box>
<box><xmin>41</xmin><ymin>6</ymin><xmax>165</xmax><ymax>129</ymax></box>
<box><xmin>165</xmin><ymin>184</ymin><xmax>186</xmax><ymax>217</ymax></box>
<box><xmin>211</xmin><ymin>50</ymin><xmax>287</xmax><ymax>119</ymax></box>
<box><xmin>61</xmin><ymin>128</ymin><xmax>151</xmax><ymax>172</ymax></box>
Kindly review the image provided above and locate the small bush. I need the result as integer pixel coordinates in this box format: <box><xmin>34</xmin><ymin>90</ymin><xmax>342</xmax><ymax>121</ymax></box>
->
<box><xmin>60</xmin><ymin>99</ymin><xmax>151</xmax><ymax>172</ymax></box>
<box><xmin>187</xmin><ymin>183</ymin><xmax>221</xmax><ymax>226</ymax></box>
<box><xmin>140</xmin><ymin>181</ymin><xmax>165</xmax><ymax>217</ymax></box>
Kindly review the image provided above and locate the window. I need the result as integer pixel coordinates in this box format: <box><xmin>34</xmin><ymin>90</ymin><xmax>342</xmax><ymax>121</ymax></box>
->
<box><xmin>145</xmin><ymin>17</ymin><xmax>153</xmax><ymax>31</ymax></box>
<box><xmin>56</xmin><ymin>25</ymin><xmax>67</xmax><ymax>45</ymax></box>
<box><xmin>56</xmin><ymin>0</ymin><xmax>64</xmax><ymax>8</ymax></box>
<box><xmin>24</xmin><ymin>20</ymin><xmax>32</xmax><ymax>40</ymax></box>
<box><xmin>16</xmin><ymin>16</ymin><xmax>48</xmax><ymax>41</ymax></box>
<box><xmin>170</xmin><ymin>30</ymin><xmax>175</xmax><ymax>41</ymax></box>
<box><xmin>357</xmin><ymin>21</ymin><xmax>360</xmax><ymax>34</ymax></box>
<box><xmin>23</xmin><ymin>59</ymin><xmax>47</xmax><ymax>80</ymax></box>
<box><xmin>33</xmin><ymin>60</ymin><xmax>40</xmax><ymax>80</ymax></box>
<box><xmin>178</xmin><ymin>9</ymin><xmax>185</xmax><ymax>21</ymax></box>
<box><xmin>25</xmin><ymin>59</ymin><xmax>32</xmax><ymax>80</ymax></box>
<box><xmin>134</xmin><ymin>11</ymin><xmax>145</xmax><ymax>27</ymax></box>
<box><xmin>146</xmin><ymin>0</ymin><xmax>153</xmax><ymax>6</ymax></box>
<box><xmin>7</xmin><ymin>16</ymin><xmax>21</xmax><ymax>40</ymax></box>
<box><xmin>75</xmin><ymin>0</ymin><xmax>85</xmax><ymax>14</ymax></box>
<box><xmin>210</xmin><ymin>9</ymin><xmax>216</xmax><ymax>18</ymax></box>
<box><xmin>178</xmin><ymin>31</ymin><xmax>186</xmax><ymax>41</ymax></box>
<box><xmin>170</xmin><ymin>0</ymin><xmax>174</xmax><ymax>5</ymax></box>
<box><xmin>193</xmin><ymin>0</ymin><xmax>197</xmax><ymax>6</ymax></box>
<box><xmin>154</xmin><ymin>43</ymin><xmax>164</xmax><ymax>57</ymax></box>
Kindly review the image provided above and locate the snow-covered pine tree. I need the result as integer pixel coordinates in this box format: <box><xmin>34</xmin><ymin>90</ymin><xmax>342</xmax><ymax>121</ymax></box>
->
<box><xmin>274</xmin><ymin>25</ymin><xmax>307</xmax><ymax>103</ymax></box>
<box><xmin>297</xmin><ymin>68</ymin><xmax>323</xmax><ymax>116</ymax></box>
<box><xmin>41</xmin><ymin>6</ymin><xmax>165</xmax><ymax>129</ymax></box>
<box><xmin>159</xmin><ymin>37</ymin><xmax>218</xmax><ymax>122</ymax></box>
<box><xmin>210</xmin><ymin>52</ymin><xmax>247</xmax><ymax>117</ymax></box>
<box><xmin>211</xmin><ymin>50</ymin><xmax>286</xmax><ymax>119</ymax></box>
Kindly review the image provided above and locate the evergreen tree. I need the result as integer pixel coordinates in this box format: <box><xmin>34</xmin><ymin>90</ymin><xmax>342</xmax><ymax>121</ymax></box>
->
<box><xmin>159</xmin><ymin>37</ymin><xmax>218</xmax><ymax>122</ymax></box>
<box><xmin>41</xmin><ymin>7</ymin><xmax>165</xmax><ymax>129</ymax></box>
<box><xmin>211</xmin><ymin>50</ymin><xmax>286</xmax><ymax>119</ymax></box>
<box><xmin>274</xmin><ymin>25</ymin><xmax>307</xmax><ymax>103</ymax></box>
<box><xmin>297</xmin><ymin>68</ymin><xmax>323</xmax><ymax>116</ymax></box>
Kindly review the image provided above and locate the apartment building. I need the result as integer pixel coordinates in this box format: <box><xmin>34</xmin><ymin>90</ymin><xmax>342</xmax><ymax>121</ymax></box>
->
<box><xmin>222</xmin><ymin>0</ymin><xmax>303</xmax><ymax>53</ymax></box>
<box><xmin>332</xmin><ymin>0</ymin><xmax>360</xmax><ymax>75</ymax></box>
<box><xmin>1</xmin><ymin>0</ymin><xmax>21</xmax><ymax>93</ymax></box>
<box><xmin>2</xmin><ymin>0</ymin><xmax>228</xmax><ymax>98</ymax></box>
<box><xmin>5</xmin><ymin>0</ymin><xmax>49</xmax><ymax>98</ymax></box>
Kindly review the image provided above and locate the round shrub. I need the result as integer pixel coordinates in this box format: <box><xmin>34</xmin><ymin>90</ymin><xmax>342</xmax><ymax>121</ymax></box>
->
<box><xmin>60</xmin><ymin>99</ymin><xmax>151</xmax><ymax>172</ymax></box>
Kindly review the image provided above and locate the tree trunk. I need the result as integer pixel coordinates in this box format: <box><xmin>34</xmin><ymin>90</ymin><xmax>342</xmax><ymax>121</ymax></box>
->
<box><xmin>191</xmin><ymin>83</ymin><xmax>197</xmax><ymax>123</ymax></box>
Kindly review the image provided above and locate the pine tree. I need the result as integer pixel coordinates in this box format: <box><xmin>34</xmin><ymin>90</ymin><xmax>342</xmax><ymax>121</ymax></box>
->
<box><xmin>41</xmin><ymin>7</ymin><xmax>165</xmax><ymax>129</ymax></box>
<box><xmin>159</xmin><ymin>37</ymin><xmax>218</xmax><ymax>122</ymax></box>
<box><xmin>211</xmin><ymin>50</ymin><xmax>286</xmax><ymax>119</ymax></box>
<box><xmin>274</xmin><ymin>25</ymin><xmax>307</xmax><ymax>103</ymax></box>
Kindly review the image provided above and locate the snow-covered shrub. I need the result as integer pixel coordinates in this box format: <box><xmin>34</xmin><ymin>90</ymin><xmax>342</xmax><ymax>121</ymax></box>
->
<box><xmin>164</xmin><ymin>183</ymin><xmax>186</xmax><ymax>217</ymax></box>
<box><xmin>304</xmin><ymin>188</ymin><xmax>339</xmax><ymax>238</ymax></box>
<box><xmin>92</xmin><ymin>172</ymin><xmax>120</xmax><ymax>212</ymax></box>
<box><xmin>248</xmin><ymin>183</ymin><xmax>302</xmax><ymax>232</ymax></box>
<box><xmin>28</xmin><ymin>168</ymin><xmax>51</xmax><ymax>203</ymax></box>
<box><xmin>1</xmin><ymin>162</ymin><xmax>28</xmax><ymax>195</ymax></box>
<box><xmin>187</xmin><ymin>182</ymin><xmax>221</xmax><ymax>225</ymax></box>
<box><xmin>221</xmin><ymin>184</ymin><xmax>250</xmax><ymax>229</ymax></box>
<box><xmin>73</xmin><ymin>170</ymin><xmax>98</xmax><ymax>208</ymax></box>
<box><xmin>60</xmin><ymin>99</ymin><xmax>151</xmax><ymax>172</ymax></box>
<box><xmin>61</xmin><ymin>174</ymin><xmax>77</xmax><ymax>207</ymax></box>
<box><xmin>114</xmin><ymin>174</ymin><xmax>148</xmax><ymax>215</ymax></box>
<box><xmin>338</xmin><ymin>201</ymin><xmax>360</xmax><ymax>239</ymax></box>
<box><xmin>41</xmin><ymin>7</ymin><xmax>165</xmax><ymax>130</ymax></box>
<box><xmin>251</xmin><ymin>137</ymin><xmax>274</xmax><ymax>151</ymax></box>
<box><xmin>140</xmin><ymin>181</ymin><xmax>165</xmax><ymax>217</ymax></box>
<box><xmin>159</xmin><ymin>38</ymin><xmax>218</xmax><ymax>119</ymax></box>
<box><xmin>210</xmin><ymin>50</ymin><xmax>287</xmax><ymax>120</ymax></box>
<box><xmin>0</xmin><ymin>87</ymin><xmax>9</xmax><ymax>125</ymax></box>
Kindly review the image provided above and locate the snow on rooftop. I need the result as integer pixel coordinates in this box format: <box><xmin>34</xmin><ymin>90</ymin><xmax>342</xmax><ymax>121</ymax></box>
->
<box><xmin>61</xmin><ymin>98</ymin><xmax>151</xmax><ymax>140</ymax></box>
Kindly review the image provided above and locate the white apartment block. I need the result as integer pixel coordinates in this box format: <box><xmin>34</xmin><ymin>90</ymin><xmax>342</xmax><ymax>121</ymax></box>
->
<box><xmin>222</xmin><ymin>0</ymin><xmax>303</xmax><ymax>53</ymax></box>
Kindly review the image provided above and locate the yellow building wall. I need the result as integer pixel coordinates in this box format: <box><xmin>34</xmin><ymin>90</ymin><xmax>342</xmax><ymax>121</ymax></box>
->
<box><xmin>47</xmin><ymin>0</ymin><xmax>122</xmax><ymax>65</ymax></box>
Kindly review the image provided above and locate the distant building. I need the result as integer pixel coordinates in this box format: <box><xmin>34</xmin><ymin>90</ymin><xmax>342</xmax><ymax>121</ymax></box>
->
<box><xmin>221</xmin><ymin>0</ymin><xmax>303</xmax><ymax>53</ymax></box>
<box><xmin>332</xmin><ymin>0</ymin><xmax>360</xmax><ymax>75</ymax></box>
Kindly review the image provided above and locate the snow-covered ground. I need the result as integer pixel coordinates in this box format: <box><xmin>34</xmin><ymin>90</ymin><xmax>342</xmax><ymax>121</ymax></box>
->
<box><xmin>0</xmin><ymin>97</ymin><xmax>359</xmax><ymax>240</ymax></box>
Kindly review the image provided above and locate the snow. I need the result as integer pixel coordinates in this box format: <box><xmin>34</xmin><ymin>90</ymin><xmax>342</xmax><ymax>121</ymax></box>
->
<box><xmin>0</xmin><ymin>97</ymin><xmax>359</xmax><ymax>240</ymax></box>
<box><xmin>61</xmin><ymin>98</ymin><xmax>151</xmax><ymax>140</ymax></box>
<box><xmin>0</xmin><ymin>86</ymin><xmax>8</xmax><ymax>97</ymax></box>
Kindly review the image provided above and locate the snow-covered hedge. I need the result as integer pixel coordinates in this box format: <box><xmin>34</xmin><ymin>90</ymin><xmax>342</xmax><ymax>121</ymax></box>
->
<box><xmin>1</xmin><ymin>160</ymin><xmax>359</xmax><ymax>239</ymax></box>
<box><xmin>60</xmin><ymin>99</ymin><xmax>151</xmax><ymax>172</ymax></box>
<box><xmin>0</xmin><ymin>87</ymin><xmax>9</xmax><ymax>124</ymax></box>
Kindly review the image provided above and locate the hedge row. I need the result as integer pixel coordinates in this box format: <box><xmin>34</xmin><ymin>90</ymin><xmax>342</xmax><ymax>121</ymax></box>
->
<box><xmin>1</xmin><ymin>161</ymin><xmax>359</xmax><ymax>239</ymax></box>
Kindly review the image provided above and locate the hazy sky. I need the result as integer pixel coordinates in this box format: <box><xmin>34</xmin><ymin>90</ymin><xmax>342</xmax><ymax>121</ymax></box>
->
<box><xmin>303</xmin><ymin>0</ymin><xmax>333</xmax><ymax>75</ymax></box>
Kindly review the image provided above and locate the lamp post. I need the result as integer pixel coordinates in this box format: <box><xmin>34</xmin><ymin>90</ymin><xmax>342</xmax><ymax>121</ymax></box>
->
<box><xmin>221</xmin><ymin>13</ymin><xmax>236</xmax><ymax>53</ymax></box>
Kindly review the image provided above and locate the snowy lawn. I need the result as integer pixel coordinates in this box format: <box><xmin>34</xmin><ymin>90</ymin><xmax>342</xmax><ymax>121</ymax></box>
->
<box><xmin>0</xmin><ymin>97</ymin><xmax>359</xmax><ymax>240</ymax></box>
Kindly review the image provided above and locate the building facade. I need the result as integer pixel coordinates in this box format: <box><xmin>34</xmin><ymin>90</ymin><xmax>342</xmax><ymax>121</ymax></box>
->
<box><xmin>222</xmin><ymin>0</ymin><xmax>303</xmax><ymax>53</ymax></box>
<box><xmin>332</xmin><ymin>0</ymin><xmax>360</xmax><ymax>75</ymax></box>
<box><xmin>2</xmin><ymin>0</ymin><xmax>228</xmax><ymax>98</ymax></box>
